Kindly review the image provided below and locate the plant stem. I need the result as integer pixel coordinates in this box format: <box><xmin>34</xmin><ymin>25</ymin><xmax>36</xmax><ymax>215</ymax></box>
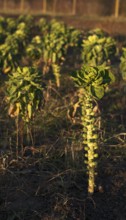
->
<box><xmin>84</xmin><ymin>94</ymin><xmax>98</xmax><ymax>195</ymax></box>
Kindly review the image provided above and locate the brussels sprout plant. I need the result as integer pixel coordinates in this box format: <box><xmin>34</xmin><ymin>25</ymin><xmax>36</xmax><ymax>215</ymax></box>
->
<box><xmin>72</xmin><ymin>64</ymin><xmax>115</xmax><ymax>195</ymax></box>
<box><xmin>81</xmin><ymin>28</ymin><xmax>117</xmax><ymax>66</ymax></box>
<box><xmin>5</xmin><ymin>66</ymin><xmax>44</xmax><ymax>156</ymax></box>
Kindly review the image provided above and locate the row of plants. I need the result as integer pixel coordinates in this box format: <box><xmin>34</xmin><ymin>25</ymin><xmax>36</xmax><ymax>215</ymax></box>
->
<box><xmin>0</xmin><ymin>15</ymin><xmax>126</xmax><ymax>196</ymax></box>
<box><xmin>0</xmin><ymin>15</ymin><xmax>81</xmax><ymax>87</ymax></box>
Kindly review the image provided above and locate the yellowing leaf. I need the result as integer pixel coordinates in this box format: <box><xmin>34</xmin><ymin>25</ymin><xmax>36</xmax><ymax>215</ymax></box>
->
<box><xmin>8</xmin><ymin>103</ymin><xmax>20</xmax><ymax>118</ymax></box>
<box><xmin>27</xmin><ymin>103</ymin><xmax>32</xmax><ymax>119</ymax></box>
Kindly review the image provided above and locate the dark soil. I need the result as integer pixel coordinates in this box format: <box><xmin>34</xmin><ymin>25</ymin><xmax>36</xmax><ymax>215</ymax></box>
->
<box><xmin>0</xmin><ymin>144</ymin><xmax>126</xmax><ymax>220</ymax></box>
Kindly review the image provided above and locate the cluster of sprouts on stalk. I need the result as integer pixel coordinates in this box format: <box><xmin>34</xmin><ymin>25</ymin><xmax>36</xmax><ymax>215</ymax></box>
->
<box><xmin>72</xmin><ymin>28</ymin><xmax>117</xmax><ymax>195</ymax></box>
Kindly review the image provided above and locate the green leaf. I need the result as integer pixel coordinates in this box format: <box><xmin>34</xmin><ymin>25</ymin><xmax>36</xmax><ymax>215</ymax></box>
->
<box><xmin>90</xmin><ymin>85</ymin><xmax>105</xmax><ymax>99</ymax></box>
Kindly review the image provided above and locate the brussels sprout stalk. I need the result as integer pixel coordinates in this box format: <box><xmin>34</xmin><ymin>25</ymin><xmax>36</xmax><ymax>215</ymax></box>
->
<box><xmin>72</xmin><ymin>64</ymin><xmax>115</xmax><ymax>195</ymax></box>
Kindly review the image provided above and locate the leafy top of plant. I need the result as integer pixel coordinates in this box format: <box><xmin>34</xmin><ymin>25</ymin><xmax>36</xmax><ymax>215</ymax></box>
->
<box><xmin>81</xmin><ymin>28</ymin><xmax>117</xmax><ymax>66</ymax></box>
<box><xmin>72</xmin><ymin>64</ymin><xmax>115</xmax><ymax>99</ymax></box>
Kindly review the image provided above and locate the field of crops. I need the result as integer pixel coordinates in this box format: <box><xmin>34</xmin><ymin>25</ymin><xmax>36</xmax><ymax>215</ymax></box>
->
<box><xmin>0</xmin><ymin>15</ymin><xmax>126</xmax><ymax>220</ymax></box>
